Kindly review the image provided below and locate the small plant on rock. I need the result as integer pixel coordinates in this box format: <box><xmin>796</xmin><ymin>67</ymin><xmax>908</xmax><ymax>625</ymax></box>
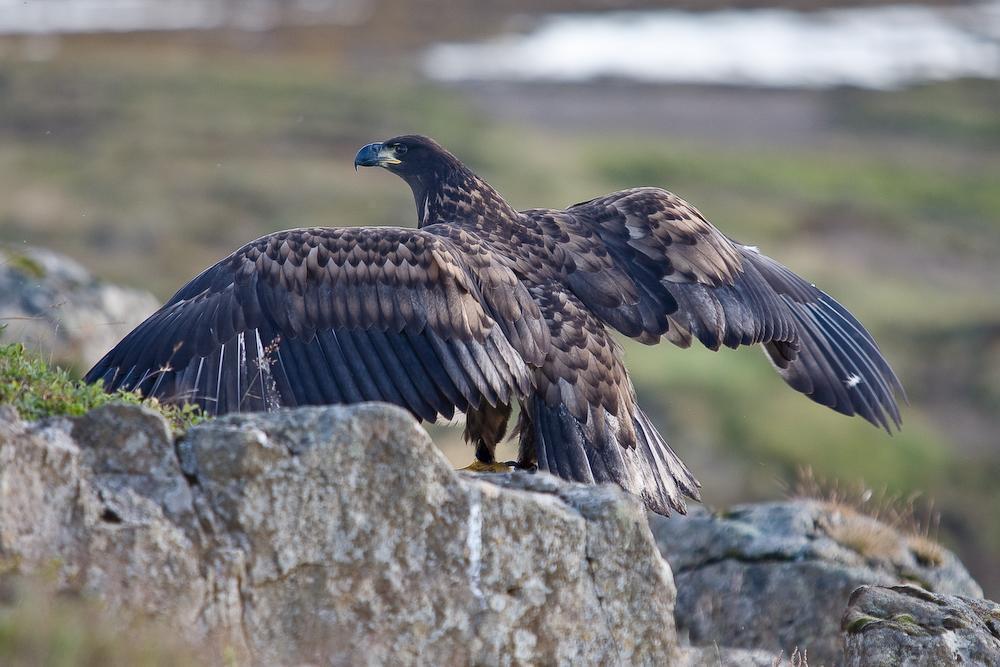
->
<box><xmin>0</xmin><ymin>340</ymin><xmax>203</xmax><ymax>431</ymax></box>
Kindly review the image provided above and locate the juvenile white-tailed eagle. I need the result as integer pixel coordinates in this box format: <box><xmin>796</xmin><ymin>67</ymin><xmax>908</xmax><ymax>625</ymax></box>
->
<box><xmin>87</xmin><ymin>135</ymin><xmax>903</xmax><ymax>515</ymax></box>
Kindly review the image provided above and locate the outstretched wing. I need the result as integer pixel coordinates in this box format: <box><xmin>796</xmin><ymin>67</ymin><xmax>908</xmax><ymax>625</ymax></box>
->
<box><xmin>86</xmin><ymin>225</ymin><xmax>549</xmax><ymax>419</ymax></box>
<box><xmin>526</xmin><ymin>187</ymin><xmax>904</xmax><ymax>432</ymax></box>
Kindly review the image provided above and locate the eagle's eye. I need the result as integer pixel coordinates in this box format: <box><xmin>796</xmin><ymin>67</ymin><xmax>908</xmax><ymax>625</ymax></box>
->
<box><xmin>393</xmin><ymin>144</ymin><xmax>408</xmax><ymax>156</ymax></box>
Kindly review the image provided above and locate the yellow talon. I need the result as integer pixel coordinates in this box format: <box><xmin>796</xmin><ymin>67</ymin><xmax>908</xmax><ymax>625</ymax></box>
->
<box><xmin>460</xmin><ymin>460</ymin><xmax>514</xmax><ymax>473</ymax></box>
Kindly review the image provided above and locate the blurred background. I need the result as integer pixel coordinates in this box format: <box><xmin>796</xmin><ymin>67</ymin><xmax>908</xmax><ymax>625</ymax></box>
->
<box><xmin>0</xmin><ymin>0</ymin><xmax>998</xmax><ymax>595</ymax></box>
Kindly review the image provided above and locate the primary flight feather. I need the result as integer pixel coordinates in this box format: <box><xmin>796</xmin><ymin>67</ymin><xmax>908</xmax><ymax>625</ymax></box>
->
<box><xmin>87</xmin><ymin>134</ymin><xmax>904</xmax><ymax>516</ymax></box>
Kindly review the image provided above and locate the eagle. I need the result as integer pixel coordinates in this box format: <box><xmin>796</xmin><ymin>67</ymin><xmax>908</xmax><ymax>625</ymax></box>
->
<box><xmin>86</xmin><ymin>134</ymin><xmax>903</xmax><ymax>515</ymax></box>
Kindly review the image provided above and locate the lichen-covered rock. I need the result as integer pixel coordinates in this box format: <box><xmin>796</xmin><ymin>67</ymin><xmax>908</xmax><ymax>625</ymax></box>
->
<box><xmin>650</xmin><ymin>501</ymin><xmax>982</xmax><ymax>666</ymax></box>
<box><xmin>1</xmin><ymin>402</ymin><xmax>681</xmax><ymax>666</ymax></box>
<box><xmin>0</xmin><ymin>246</ymin><xmax>158</xmax><ymax>368</ymax></box>
<box><xmin>843</xmin><ymin>585</ymin><xmax>1000</xmax><ymax>666</ymax></box>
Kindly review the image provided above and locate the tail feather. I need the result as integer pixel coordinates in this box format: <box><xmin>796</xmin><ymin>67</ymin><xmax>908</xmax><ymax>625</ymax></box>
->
<box><xmin>526</xmin><ymin>395</ymin><xmax>700</xmax><ymax>515</ymax></box>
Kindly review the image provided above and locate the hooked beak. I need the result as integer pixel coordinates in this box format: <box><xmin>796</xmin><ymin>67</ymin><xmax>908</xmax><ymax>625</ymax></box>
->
<box><xmin>354</xmin><ymin>142</ymin><xmax>400</xmax><ymax>171</ymax></box>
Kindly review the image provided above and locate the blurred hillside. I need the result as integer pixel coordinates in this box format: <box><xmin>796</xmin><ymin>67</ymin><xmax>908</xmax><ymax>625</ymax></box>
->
<box><xmin>1</xmin><ymin>4</ymin><xmax>998</xmax><ymax>597</ymax></box>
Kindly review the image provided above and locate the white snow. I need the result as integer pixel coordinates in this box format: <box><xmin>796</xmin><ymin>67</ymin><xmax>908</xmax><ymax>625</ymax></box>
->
<box><xmin>424</xmin><ymin>2</ymin><xmax>1000</xmax><ymax>90</ymax></box>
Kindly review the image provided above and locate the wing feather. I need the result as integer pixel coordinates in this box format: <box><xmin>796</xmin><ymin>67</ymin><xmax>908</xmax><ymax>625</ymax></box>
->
<box><xmin>85</xmin><ymin>226</ymin><xmax>547</xmax><ymax>420</ymax></box>
<box><xmin>533</xmin><ymin>187</ymin><xmax>903</xmax><ymax>431</ymax></box>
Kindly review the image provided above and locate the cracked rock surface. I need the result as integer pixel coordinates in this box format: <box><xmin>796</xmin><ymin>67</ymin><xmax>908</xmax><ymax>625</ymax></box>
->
<box><xmin>650</xmin><ymin>501</ymin><xmax>983</xmax><ymax>666</ymax></box>
<box><xmin>842</xmin><ymin>584</ymin><xmax>1000</xmax><ymax>666</ymax></box>
<box><xmin>0</xmin><ymin>402</ymin><xmax>681</xmax><ymax>666</ymax></box>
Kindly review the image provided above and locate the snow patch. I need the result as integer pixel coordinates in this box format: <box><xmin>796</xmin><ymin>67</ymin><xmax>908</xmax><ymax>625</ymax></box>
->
<box><xmin>425</xmin><ymin>2</ymin><xmax>1000</xmax><ymax>90</ymax></box>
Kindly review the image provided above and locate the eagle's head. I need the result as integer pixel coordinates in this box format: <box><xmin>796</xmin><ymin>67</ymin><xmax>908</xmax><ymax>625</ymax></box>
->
<box><xmin>355</xmin><ymin>134</ymin><xmax>514</xmax><ymax>228</ymax></box>
<box><xmin>354</xmin><ymin>134</ymin><xmax>463</xmax><ymax>184</ymax></box>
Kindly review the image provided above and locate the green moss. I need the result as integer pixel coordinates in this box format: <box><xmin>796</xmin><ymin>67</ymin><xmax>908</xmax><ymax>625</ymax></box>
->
<box><xmin>845</xmin><ymin>610</ymin><xmax>931</xmax><ymax>637</ymax></box>
<box><xmin>2</xmin><ymin>253</ymin><xmax>46</xmax><ymax>279</ymax></box>
<box><xmin>890</xmin><ymin>613</ymin><xmax>932</xmax><ymax>636</ymax></box>
<box><xmin>845</xmin><ymin>613</ymin><xmax>881</xmax><ymax>633</ymax></box>
<box><xmin>0</xmin><ymin>341</ymin><xmax>203</xmax><ymax>431</ymax></box>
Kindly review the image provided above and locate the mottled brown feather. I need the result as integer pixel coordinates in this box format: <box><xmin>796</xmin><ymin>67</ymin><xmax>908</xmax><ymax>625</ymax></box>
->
<box><xmin>87</xmin><ymin>225</ymin><xmax>548</xmax><ymax>425</ymax></box>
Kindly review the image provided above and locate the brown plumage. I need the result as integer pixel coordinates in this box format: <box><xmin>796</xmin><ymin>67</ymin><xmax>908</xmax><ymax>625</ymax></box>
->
<box><xmin>87</xmin><ymin>134</ymin><xmax>904</xmax><ymax>516</ymax></box>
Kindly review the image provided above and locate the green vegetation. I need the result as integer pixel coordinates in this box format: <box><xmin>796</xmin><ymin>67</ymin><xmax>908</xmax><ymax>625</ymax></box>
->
<box><xmin>590</xmin><ymin>138</ymin><xmax>1000</xmax><ymax>252</ymax></box>
<box><xmin>1</xmin><ymin>253</ymin><xmax>45</xmax><ymax>279</ymax></box>
<box><xmin>0</xmin><ymin>341</ymin><xmax>202</xmax><ymax>431</ymax></box>
<box><xmin>836</xmin><ymin>79</ymin><xmax>1000</xmax><ymax>147</ymax></box>
<box><xmin>843</xmin><ymin>608</ymin><xmax>930</xmax><ymax>637</ymax></box>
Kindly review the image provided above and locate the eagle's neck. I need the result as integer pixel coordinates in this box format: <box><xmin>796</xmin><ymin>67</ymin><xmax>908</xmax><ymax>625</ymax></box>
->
<box><xmin>410</xmin><ymin>167</ymin><xmax>521</xmax><ymax>233</ymax></box>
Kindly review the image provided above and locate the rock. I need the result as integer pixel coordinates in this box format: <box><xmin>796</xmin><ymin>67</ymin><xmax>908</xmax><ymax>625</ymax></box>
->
<box><xmin>843</xmin><ymin>585</ymin><xmax>1000</xmax><ymax>666</ymax></box>
<box><xmin>0</xmin><ymin>406</ymin><xmax>206</xmax><ymax>628</ymax></box>
<box><xmin>0</xmin><ymin>402</ymin><xmax>682</xmax><ymax>665</ymax></box>
<box><xmin>0</xmin><ymin>246</ymin><xmax>158</xmax><ymax>368</ymax></box>
<box><xmin>650</xmin><ymin>501</ymin><xmax>982</xmax><ymax>665</ymax></box>
<box><xmin>3</xmin><ymin>402</ymin><xmax>994</xmax><ymax>665</ymax></box>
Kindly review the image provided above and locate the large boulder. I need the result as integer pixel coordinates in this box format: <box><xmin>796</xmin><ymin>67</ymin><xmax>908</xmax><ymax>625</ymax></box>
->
<box><xmin>650</xmin><ymin>501</ymin><xmax>982</xmax><ymax>665</ymax></box>
<box><xmin>843</xmin><ymin>585</ymin><xmax>1000</xmax><ymax>666</ymax></box>
<box><xmin>2</xmin><ymin>401</ymin><xmax>994</xmax><ymax>665</ymax></box>
<box><xmin>0</xmin><ymin>246</ymin><xmax>158</xmax><ymax>368</ymax></box>
<box><xmin>0</xmin><ymin>402</ymin><xmax>682</xmax><ymax>665</ymax></box>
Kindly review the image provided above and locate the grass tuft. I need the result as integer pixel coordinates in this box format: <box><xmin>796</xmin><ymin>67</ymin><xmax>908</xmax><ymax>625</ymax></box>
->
<box><xmin>908</xmin><ymin>535</ymin><xmax>946</xmax><ymax>569</ymax></box>
<box><xmin>772</xmin><ymin>647</ymin><xmax>809</xmax><ymax>667</ymax></box>
<box><xmin>791</xmin><ymin>467</ymin><xmax>949</xmax><ymax>567</ymax></box>
<box><xmin>791</xmin><ymin>467</ymin><xmax>941</xmax><ymax>539</ymax></box>
<box><xmin>823</xmin><ymin>512</ymin><xmax>903</xmax><ymax>562</ymax></box>
<box><xmin>0</xmin><ymin>340</ymin><xmax>203</xmax><ymax>431</ymax></box>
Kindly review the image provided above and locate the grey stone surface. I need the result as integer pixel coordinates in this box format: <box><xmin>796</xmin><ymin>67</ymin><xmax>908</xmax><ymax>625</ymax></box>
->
<box><xmin>4</xmin><ymin>402</ymin><xmax>994</xmax><ymax>665</ymax></box>
<box><xmin>650</xmin><ymin>500</ymin><xmax>983</xmax><ymax>665</ymax></box>
<box><xmin>0</xmin><ymin>406</ymin><xmax>206</xmax><ymax>629</ymax></box>
<box><xmin>843</xmin><ymin>585</ymin><xmax>1000</xmax><ymax>666</ymax></box>
<box><xmin>0</xmin><ymin>246</ymin><xmax>158</xmax><ymax>368</ymax></box>
<box><xmin>0</xmin><ymin>402</ymin><xmax>681</xmax><ymax>666</ymax></box>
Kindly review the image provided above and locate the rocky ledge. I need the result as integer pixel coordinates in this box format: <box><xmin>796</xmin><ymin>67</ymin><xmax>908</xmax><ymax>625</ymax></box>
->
<box><xmin>1</xmin><ymin>402</ymin><xmax>686</xmax><ymax>665</ymax></box>
<box><xmin>651</xmin><ymin>499</ymin><xmax>983</xmax><ymax>665</ymax></box>
<box><xmin>0</xmin><ymin>402</ymin><xmax>995</xmax><ymax>666</ymax></box>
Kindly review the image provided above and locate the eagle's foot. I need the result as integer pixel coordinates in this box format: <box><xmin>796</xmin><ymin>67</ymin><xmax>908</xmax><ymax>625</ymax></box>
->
<box><xmin>460</xmin><ymin>460</ymin><xmax>514</xmax><ymax>474</ymax></box>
